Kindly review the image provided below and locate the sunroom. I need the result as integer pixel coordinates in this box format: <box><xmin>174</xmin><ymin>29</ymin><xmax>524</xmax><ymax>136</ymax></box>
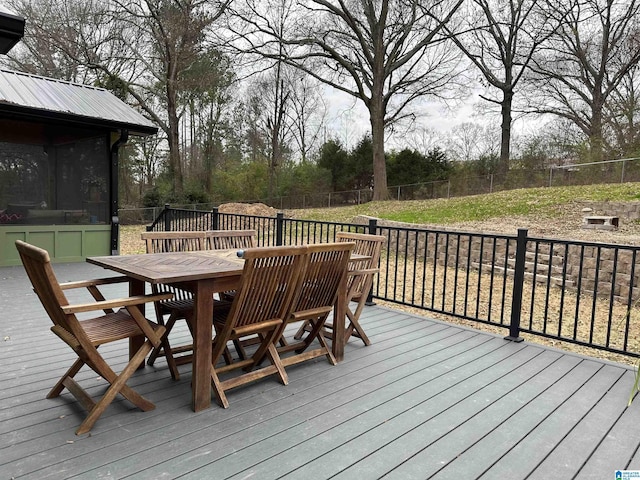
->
<box><xmin>0</xmin><ymin>67</ymin><xmax>157</xmax><ymax>266</ymax></box>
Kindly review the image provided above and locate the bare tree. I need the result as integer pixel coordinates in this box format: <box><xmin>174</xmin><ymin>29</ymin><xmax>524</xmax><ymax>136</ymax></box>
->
<box><xmin>604</xmin><ymin>50</ymin><xmax>640</xmax><ymax>157</ymax></box>
<box><xmin>445</xmin><ymin>122</ymin><xmax>500</xmax><ymax>162</ymax></box>
<box><xmin>229</xmin><ymin>0</ymin><xmax>464</xmax><ymax>200</ymax></box>
<box><xmin>4</xmin><ymin>0</ymin><xmax>129</xmax><ymax>83</ymax></box>
<box><xmin>119</xmin><ymin>136</ymin><xmax>164</xmax><ymax>203</ymax></box>
<box><xmin>402</xmin><ymin>126</ymin><xmax>442</xmax><ymax>157</ymax></box>
<box><xmin>448</xmin><ymin>0</ymin><xmax>562</xmax><ymax>175</ymax></box>
<box><xmin>528</xmin><ymin>0</ymin><xmax>640</xmax><ymax>162</ymax></box>
<box><xmin>265</xmin><ymin>64</ymin><xmax>291</xmax><ymax>200</ymax></box>
<box><xmin>179</xmin><ymin>48</ymin><xmax>236</xmax><ymax>191</ymax></box>
<box><xmin>109</xmin><ymin>0</ymin><xmax>230</xmax><ymax>195</ymax></box>
<box><xmin>606</xmin><ymin>66</ymin><xmax>640</xmax><ymax>156</ymax></box>
<box><xmin>286</xmin><ymin>72</ymin><xmax>328</xmax><ymax>163</ymax></box>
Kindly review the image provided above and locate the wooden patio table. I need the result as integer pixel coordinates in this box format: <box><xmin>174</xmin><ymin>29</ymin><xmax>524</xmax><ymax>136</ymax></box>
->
<box><xmin>87</xmin><ymin>248</ymin><xmax>356</xmax><ymax>411</ymax></box>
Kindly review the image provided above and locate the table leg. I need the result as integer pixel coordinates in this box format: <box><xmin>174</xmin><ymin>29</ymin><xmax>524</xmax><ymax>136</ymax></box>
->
<box><xmin>332</xmin><ymin>276</ymin><xmax>347</xmax><ymax>362</ymax></box>
<box><xmin>192</xmin><ymin>278</ymin><xmax>214</xmax><ymax>411</ymax></box>
<box><xmin>128</xmin><ymin>278</ymin><xmax>146</xmax><ymax>367</ymax></box>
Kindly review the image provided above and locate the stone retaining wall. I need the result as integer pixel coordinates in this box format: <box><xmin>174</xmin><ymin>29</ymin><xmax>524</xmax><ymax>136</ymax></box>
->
<box><xmin>578</xmin><ymin>200</ymin><xmax>640</xmax><ymax>221</ymax></box>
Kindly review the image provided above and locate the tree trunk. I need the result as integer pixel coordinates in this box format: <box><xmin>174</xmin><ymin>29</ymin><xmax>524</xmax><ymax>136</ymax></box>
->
<box><xmin>590</xmin><ymin>95</ymin><xmax>604</xmax><ymax>162</ymax></box>
<box><xmin>499</xmin><ymin>88</ymin><xmax>513</xmax><ymax>178</ymax></box>
<box><xmin>370</xmin><ymin>98</ymin><xmax>388</xmax><ymax>201</ymax></box>
<box><xmin>166</xmin><ymin>80</ymin><xmax>183</xmax><ymax>196</ymax></box>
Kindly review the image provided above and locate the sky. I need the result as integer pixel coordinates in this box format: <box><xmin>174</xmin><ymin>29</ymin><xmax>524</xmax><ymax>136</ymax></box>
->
<box><xmin>322</xmin><ymin>86</ymin><xmax>491</xmax><ymax>151</ymax></box>
<box><xmin>0</xmin><ymin>2</ymin><xmax>14</xmax><ymax>14</ymax></box>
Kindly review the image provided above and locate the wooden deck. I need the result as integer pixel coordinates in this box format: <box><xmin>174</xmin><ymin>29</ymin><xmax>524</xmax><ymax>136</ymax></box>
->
<box><xmin>2</xmin><ymin>262</ymin><xmax>640</xmax><ymax>479</ymax></box>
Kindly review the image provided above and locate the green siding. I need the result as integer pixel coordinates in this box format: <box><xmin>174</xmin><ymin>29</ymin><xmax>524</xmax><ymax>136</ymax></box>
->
<box><xmin>0</xmin><ymin>224</ymin><xmax>111</xmax><ymax>265</ymax></box>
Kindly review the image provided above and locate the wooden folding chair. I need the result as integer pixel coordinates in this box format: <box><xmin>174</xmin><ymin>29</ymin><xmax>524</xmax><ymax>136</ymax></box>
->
<box><xmin>334</xmin><ymin>232</ymin><xmax>385</xmax><ymax>345</ymax></box>
<box><xmin>141</xmin><ymin>230</ymin><xmax>209</xmax><ymax>379</ymax></box>
<box><xmin>294</xmin><ymin>232</ymin><xmax>385</xmax><ymax>346</ymax></box>
<box><xmin>15</xmin><ymin>240</ymin><xmax>172</xmax><ymax>435</ymax></box>
<box><xmin>210</xmin><ymin>245</ymin><xmax>308</xmax><ymax>408</ymax></box>
<box><xmin>204</xmin><ymin>229</ymin><xmax>256</xmax><ymax>302</ymax></box>
<box><xmin>275</xmin><ymin>242</ymin><xmax>354</xmax><ymax>368</ymax></box>
<box><xmin>143</xmin><ymin>230</ymin><xmax>252</xmax><ymax>378</ymax></box>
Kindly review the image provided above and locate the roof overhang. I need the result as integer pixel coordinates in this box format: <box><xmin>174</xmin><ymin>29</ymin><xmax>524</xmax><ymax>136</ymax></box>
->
<box><xmin>0</xmin><ymin>12</ymin><xmax>25</xmax><ymax>55</ymax></box>
<box><xmin>0</xmin><ymin>102</ymin><xmax>159</xmax><ymax>136</ymax></box>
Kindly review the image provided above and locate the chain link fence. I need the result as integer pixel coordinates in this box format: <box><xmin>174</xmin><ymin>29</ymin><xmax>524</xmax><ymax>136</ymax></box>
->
<box><xmin>118</xmin><ymin>157</ymin><xmax>640</xmax><ymax>225</ymax></box>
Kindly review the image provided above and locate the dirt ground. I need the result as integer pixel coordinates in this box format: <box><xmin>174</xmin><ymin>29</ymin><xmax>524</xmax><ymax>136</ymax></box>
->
<box><xmin>217</xmin><ymin>202</ymin><xmax>278</xmax><ymax>217</ymax></box>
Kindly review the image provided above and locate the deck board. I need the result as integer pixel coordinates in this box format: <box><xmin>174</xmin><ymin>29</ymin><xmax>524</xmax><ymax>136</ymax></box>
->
<box><xmin>2</xmin><ymin>262</ymin><xmax>640</xmax><ymax>479</ymax></box>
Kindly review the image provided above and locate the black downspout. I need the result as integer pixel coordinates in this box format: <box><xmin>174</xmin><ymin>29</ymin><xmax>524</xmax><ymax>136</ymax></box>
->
<box><xmin>110</xmin><ymin>129</ymin><xmax>129</xmax><ymax>255</ymax></box>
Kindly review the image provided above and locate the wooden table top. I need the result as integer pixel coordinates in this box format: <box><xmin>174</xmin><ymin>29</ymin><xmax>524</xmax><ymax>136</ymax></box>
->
<box><xmin>87</xmin><ymin>249</ymin><xmax>245</xmax><ymax>284</ymax></box>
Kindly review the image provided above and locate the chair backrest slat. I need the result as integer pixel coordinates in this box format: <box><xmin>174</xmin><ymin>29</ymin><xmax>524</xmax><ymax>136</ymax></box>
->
<box><xmin>290</xmin><ymin>242</ymin><xmax>354</xmax><ymax>315</ymax></box>
<box><xmin>141</xmin><ymin>230</ymin><xmax>257</xmax><ymax>253</ymax></box>
<box><xmin>141</xmin><ymin>231</ymin><xmax>210</xmax><ymax>302</ymax></box>
<box><xmin>336</xmin><ymin>232</ymin><xmax>385</xmax><ymax>267</ymax></box>
<box><xmin>336</xmin><ymin>232</ymin><xmax>385</xmax><ymax>295</ymax></box>
<box><xmin>227</xmin><ymin>245</ymin><xmax>308</xmax><ymax>330</ymax></box>
<box><xmin>15</xmin><ymin>240</ymin><xmax>81</xmax><ymax>340</ymax></box>
<box><xmin>141</xmin><ymin>231</ymin><xmax>207</xmax><ymax>253</ymax></box>
<box><xmin>204</xmin><ymin>230</ymin><xmax>256</xmax><ymax>250</ymax></box>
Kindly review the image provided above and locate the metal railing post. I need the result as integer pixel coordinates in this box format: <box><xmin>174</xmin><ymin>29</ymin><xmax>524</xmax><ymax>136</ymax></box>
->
<box><xmin>164</xmin><ymin>203</ymin><xmax>171</xmax><ymax>232</ymax></box>
<box><xmin>368</xmin><ymin>217</ymin><xmax>377</xmax><ymax>235</ymax></box>
<box><xmin>212</xmin><ymin>207</ymin><xmax>219</xmax><ymax>230</ymax></box>
<box><xmin>276</xmin><ymin>212</ymin><xmax>284</xmax><ymax>246</ymax></box>
<box><xmin>366</xmin><ymin>217</ymin><xmax>379</xmax><ymax>306</ymax></box>
<box><xmin>506</xmin><ymin>228</ymin><xmax>527</xmax><ymax>342</ymax></box>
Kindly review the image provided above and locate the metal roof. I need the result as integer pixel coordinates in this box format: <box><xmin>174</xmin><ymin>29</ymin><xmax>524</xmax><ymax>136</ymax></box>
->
<box><xmin>0</xmin><ymin>68</ymin><xmax>158</xmax><ymax>135</ymax></box>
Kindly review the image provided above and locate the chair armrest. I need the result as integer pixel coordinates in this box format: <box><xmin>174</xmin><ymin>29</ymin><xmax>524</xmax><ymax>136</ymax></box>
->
<box><xmin>62</xmin><ymin>292</ymin><xmax>173</xmax><ymax>314</ymax></box>
<box><xmin>59</xmin><ymin>276</ymin><xmax>130</xmax><ymax>290</ymax></box>
<box><xmin>290</xmin><ymin>306</ymin><xmax>333</xmax><ymax>322</ymax></box>
<box><xmin>348</xmin><ymin>268</ymin><xmax>379</xmax><ymax>277</ymax></box>
<box><xmin>347</xmin><ymin>268</ymin><xmax>379</xmax><ymax>298</ymax></box>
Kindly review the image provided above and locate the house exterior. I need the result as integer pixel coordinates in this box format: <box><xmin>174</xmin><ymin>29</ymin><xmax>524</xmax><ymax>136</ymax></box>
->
<box><xmin>0</xmin><ymin>11</ymin><xmax>158</xmax><ymax>266</ymax></box>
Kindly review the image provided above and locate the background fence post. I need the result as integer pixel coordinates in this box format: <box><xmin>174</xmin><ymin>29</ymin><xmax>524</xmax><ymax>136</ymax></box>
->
<box><xmin>276</xmin><ymin>212</ymin><xmax>284</xmax><ymax>246</ymax></box>
<box><xmin>164</xmin><ymin>203</ymin><xmax>171</xmax><ymax>232</ymax></box>
<box><xmin>145</xmin><ymin>208</ymin><xmax>154</xmax><ymax>231</ymax></box>
<box><xmin>506</xmin><ymin>228</ymin><xmax>527</xmax><ymax>342</ymax></box>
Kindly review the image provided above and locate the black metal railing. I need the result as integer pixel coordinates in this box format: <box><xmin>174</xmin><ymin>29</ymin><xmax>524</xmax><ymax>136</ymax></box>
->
<box><xmin>147</xmin><ymin>205</ymin><xmax>640</xmax><ymax>359</ymax></box>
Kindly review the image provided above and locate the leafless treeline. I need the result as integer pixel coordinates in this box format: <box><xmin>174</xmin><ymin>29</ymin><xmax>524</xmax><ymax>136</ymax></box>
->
<box><xmin>2</xmin><ymin>0</ymin><xmax>639</xmax><ymax>203</ymax></box>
